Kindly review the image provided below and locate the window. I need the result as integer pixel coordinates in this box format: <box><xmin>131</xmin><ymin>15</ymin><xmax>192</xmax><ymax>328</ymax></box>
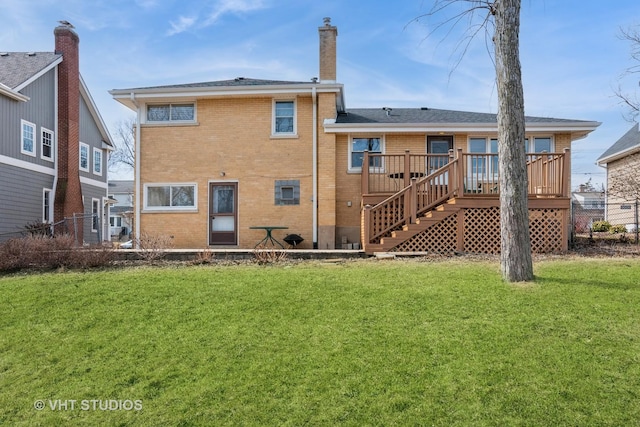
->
<box><xmin>93</xmin><ymin>148</ymin><xmax>102</xmax><ymax>176</ymax></box>
<box><xmin>41</xmin><ymin>128</ymin><xmax>54</xmax><ymax>161</ymax></box>
<box><xmin>350</xmin><ymin>137</ymin><xmax>382</xmax><ymax>170</ymax></box>
<box><xmin>468</xmin><ymin>137</ymin><xmax>498</xmax><ymax>175</ymax></box>
<box><xmin>145</xmin><ymin>184</ymin><xmax>197</xmax><ymax>210</ymax></box>
<box><xmin>147</xmin><ymin>103</ymin><xmax>195</xmax><ymax>122</ymax></box>
<box><xmin>273</xmin><ymin>100</ymin><xmax>295</xmax><ymax>135</ymax></box>
<box><xmin>43</xmin><ymin>189</ymin><xmax>52</xmax><ymax>222</ymax></box>
<box><xmin>21</xmin><ymin>120</ymin><xmax>36</xmax><ymax>156</ymax></box>
<box><xmin>79</xmin><ymin>143</ymin><xmax>89</xmax><ymax>172</ymax></box>
<box><xmin>92</xmin><ymin>199</ymin><xmax>100</xmax><ymax>232</ymax></box>
<box><xmin>275</xmin><ymin>180</ymin><xmax>300</xmax><ymax>205</ymax></box>
<box><xmin>525</xmin><ymin>136</ymin><xmax>553</xmax><ymax>153</ymax></box>
<box><xmin>110</xmin><ymin>216</ymin><xmax>123</xmax><ymax>227</ymax></box>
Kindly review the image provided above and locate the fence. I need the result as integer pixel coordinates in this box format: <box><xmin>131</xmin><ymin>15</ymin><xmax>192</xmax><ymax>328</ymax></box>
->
<box><xmin>0</xmin><ymin>213</ymin><xmax>103</xmax><ymax>245</ymax></box>
<box><xmin>571</xmin><ymin>200</ymin><xmax>639</xmax><ymax>244</ymax></box>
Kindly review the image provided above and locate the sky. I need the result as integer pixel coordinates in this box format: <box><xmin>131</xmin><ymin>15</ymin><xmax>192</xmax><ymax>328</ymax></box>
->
<box><xmin>1</xmin><ymin>0</ymin><xmax>638</xmax><ymax>188</ymax></box>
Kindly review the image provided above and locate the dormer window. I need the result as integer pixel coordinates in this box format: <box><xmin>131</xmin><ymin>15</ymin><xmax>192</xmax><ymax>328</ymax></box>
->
<box><xmin>147</xmin><ymin>103</ymin><xmax>195</xmax><ymax>123</ymax></box>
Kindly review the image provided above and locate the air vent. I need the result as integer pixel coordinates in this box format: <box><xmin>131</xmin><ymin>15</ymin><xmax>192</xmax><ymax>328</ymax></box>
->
<box><xmin>421</xmin><ymin>107</ymin><xmax>430</xmax><ymax>110</ymax></box>
<box><xmin>0</xmin><ymin>53</ymin><xmax>8</xmax><ymax>57</ymax></box>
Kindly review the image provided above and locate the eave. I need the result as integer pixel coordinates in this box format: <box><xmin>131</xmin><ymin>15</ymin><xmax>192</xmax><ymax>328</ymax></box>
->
<box><xmin>0</xmin><ymin>83</ymin><xmax>29</xmax><ymax>102</ymax></box>
<box><xmin>596</xmin><ymin>144</ymin><xmax>640</xmax><ymax>166</ymax></box>
<box><xmin>110</xmin><ymin>82</ymin><xmax>345</xmax><ymax>112</ymax></box>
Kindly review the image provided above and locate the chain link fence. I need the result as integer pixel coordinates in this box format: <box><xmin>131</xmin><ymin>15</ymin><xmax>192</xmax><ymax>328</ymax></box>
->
<box><xmin>571</xmin><ymin>200</ymin><xmax>639</xmax><ymax>245</ymax></box>
<box><xmin>0</xmin><ymin>213</ymin><xmax>103</xmax><ymax>245</ymax></box>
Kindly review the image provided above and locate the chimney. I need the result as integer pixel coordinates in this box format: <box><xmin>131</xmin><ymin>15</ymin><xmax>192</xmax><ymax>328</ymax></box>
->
<box><xmin>53</xmin><ymin>25</ymin><xmax>84</xmax><ymax>243</ymax></box>
<box><xmin>318</xmin><ymin>17</ymin><xmax>337</xmax><ymax>83</ymax></box>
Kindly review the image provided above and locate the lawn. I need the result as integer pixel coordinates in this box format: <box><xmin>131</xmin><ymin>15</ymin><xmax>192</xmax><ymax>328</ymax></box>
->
<box><xmin>1</xmin><ymin>258</ymin><xmax>639</xmax><ymax>426</ymax></box>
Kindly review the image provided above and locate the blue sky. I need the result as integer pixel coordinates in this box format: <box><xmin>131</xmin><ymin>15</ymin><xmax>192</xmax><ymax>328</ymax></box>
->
<box><xmin>1</xmin><ymin>0</ymin><xmax>638</xmax><ymax>187</ymax></box>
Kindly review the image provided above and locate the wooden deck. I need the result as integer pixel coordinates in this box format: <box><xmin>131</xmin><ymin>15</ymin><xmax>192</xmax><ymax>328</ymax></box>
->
<box><xmin>361</xmin><ymin>149</ymin><xmax>571</xmax><ymax>254</ymax></box>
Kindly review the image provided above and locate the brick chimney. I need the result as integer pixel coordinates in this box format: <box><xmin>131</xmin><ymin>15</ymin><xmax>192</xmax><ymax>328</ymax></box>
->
<box><xmin>53</xmin><ymin>25</ymin><xmax>84</xmax><ymax>243</ymax></box>
<box><xmin>318</xmin><ymin>17</ymin><xmax>338</xmax><ymax>83</ymax></box>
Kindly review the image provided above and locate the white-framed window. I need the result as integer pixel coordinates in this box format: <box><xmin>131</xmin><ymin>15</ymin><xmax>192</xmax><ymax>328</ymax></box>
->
<box><xmin>110</xmin><ymin>216</ymin><xmax>123</xmax><ymax>227</ymax></box>
<box><xmin>349</xmin><ymin>137</ymin><xmax>383</xmax><ymax>171</ymax></box>
<box><xmin>468</xmin><ymin>137</ymin><xmax>499</xmax><ymax>176</ymax></box>
<box><xmin>41</xmin><ymin>128</ymin><xmax>54</xmax><ymax>161</ymax></box>
<box><xmin>146</xmin><ymin>103</ymin><xmax>195</xmax><ymax>123</ymax></box>
<box><xmin>272</xmin><ymin>100</ymin><xmax>296</xmax><ymax>135</ymax></box>
<box><xmin>43</xmin><ymin>188</ymin><xmax>52</xmax><ymax>223</ymax></box>
<box><xmin>91</xmin><ymin>198</ymin><xmax>100</xmax><ymax>232</ymax></box>
<box><xmin>21</xmin><ymin>120</ymin><xmax>36</xmax><ymax>156</ymax></box>
<box><xmin>79</xmin><ymin>142</ymin><xmax>89</xmax><ymax>172</ymax></box>
<box><xmin>144</xmin><ymin>183</ymin><xmax>197</xmax><ymax>211</ymax></box>
<box><xmin>93</xmin><ymin>148</ymin><xmax>103</xmax><ymax>176</ymax></box>
<box><xmin>526</xmin><ymin>136</ymin><xmax>553</xmax><ymax>153</ymax></box>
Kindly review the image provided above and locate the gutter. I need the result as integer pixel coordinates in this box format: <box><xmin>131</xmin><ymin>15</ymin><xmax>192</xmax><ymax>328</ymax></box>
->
<box><xmin>130</xmin><ymin>92</ymin><xmax>141</xmax><ymax>247</ymax></box>
<box><xmin>312</xmin><ymin>86</ymin><xmax>318</xmax><ymax>248</ymax></box>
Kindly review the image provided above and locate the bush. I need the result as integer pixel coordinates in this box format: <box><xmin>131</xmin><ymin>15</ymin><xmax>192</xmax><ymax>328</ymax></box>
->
<box><xmin>0</xmin><ymin>235</ymin><xmax>114</xmax><ymax>272</ymax></box>
<box><xmin>135</xmin><ymin>232</ymin><xmax>174</xmax><ymax>262</ymax></box>
<box><xmin>591</xmin><ymin>221</ymin><xmax>611</xmax><ymax>232</ymax></box>
<box><xmin>610</xmin><ymin>224</ymin><xmax>627</xmax><ymax>234</ymax></box>
<box><xmin>252</xmin><ymin>245</ymin><xmax>288</xmax><ymax>264</ymax></box>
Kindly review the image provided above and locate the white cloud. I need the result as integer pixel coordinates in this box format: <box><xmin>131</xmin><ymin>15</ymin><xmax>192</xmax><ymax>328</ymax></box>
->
<box><xmin>167</xmin><ymin>16</ymin><xmax>197</xmax><ymax>36</ymax></box>
<box><xmin>203</xmin><ymin>0</ymin><xmax>267</xmax><ymax>26</ymax></box>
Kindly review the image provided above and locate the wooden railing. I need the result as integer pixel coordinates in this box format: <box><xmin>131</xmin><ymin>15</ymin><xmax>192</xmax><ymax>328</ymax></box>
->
<box><xmin>362</xmin><ymin>148</ymin><xmax>571</xmax><ymax>248</ymax></box>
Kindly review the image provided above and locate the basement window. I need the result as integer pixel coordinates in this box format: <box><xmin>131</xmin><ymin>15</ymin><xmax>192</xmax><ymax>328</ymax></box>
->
<box><xmin>275</xmin><ymin>180</ymin><xmax>300</xmax><ymax>205</ymax></box>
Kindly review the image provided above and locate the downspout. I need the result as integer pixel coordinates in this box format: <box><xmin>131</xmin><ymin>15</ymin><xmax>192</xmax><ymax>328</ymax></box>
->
<box><xmin>130</xmin><ymin>92</ymin><xmax>141</xmax><ymax>247</ymax></box>
<box><xmin>312</xmin><ymin>86</ymin><xmax>318</xmax><ymax>248</ymax></box>
<box><xmin>52</xmin><ymin>65</ymin><xmax>58</xmax><ymax>230</ymax></box>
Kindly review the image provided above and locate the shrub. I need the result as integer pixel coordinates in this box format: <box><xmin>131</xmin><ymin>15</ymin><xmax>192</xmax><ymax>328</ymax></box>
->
<box><xmin>591</xmin><ymin>221</ymin><xmax>611</xmax><ymax>232</ymax></box>
<box><xmin>22</xmin><ymin>220</ymin><xmax>53</xmax><ymax>237</ymax></box>
<box><xmin>610</xmin><ymin>224</ymin><xmax>627</xmax><ymax>234</ymax></box>
<box><xmin>135</xmin><ymin>232</ymin><xmax>174</xmax><ymax>262</ymax></box>
<box><xmin>252</xmin><ymin>245</ymin><xmax>288</xmax><ymax>264</ymax></box>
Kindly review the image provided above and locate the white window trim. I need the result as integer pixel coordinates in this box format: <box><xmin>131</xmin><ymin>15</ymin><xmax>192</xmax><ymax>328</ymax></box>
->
<box><xmin>91</xmin><ymin>198</ymin><xmax>100</xmax><ymax>233</ymax></box>
<box><xmin>347</xmin><ymin>135</ymin><xmax>385</xmax><ymax>173</ymax></box>
<box><xmin>21</xmin><ymin>119</ymin><xmax>36</xmax><ymax>157</ymax></box>
<box><xmin>271</xmin><ymin>99</ymin><xmax>297</xmax><ymax>137</ymax></box>
<box><xmin>79</xmin><ymin>142</ymin><xmax>89</xmax><ymax>172</ymax></box>
<box><xmin>93</xmin><ymin>148</ymin><xmax>103</xmax><ymax>176</ymax></box>
<box><xmin>144</xmin><ymin>102</ymin><xmax>197</xmax><ymax>124</ymax></box>
<box><xmin>143</xmin><ymin>183</ymin><xmax>198</xmax><ymax>212</ymax></box>
<box><xmin>40</xmin><ymin>127</ymin><xmax>54</xmax><ymax>162</ymax></box>
<box><xmin>43</xmin><ymin>188</ymin><xmax>53</xmax><ymax>223</ymax></box>
<box><xmin>526</xmin><ymin>136</ymin><xmax>555</xmax><ymax>153</ymax></box>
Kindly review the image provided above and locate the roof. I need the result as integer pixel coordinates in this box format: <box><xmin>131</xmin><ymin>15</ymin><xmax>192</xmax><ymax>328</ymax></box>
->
<box><xmin>336</xmin><ymin>108</ymin><xmax>595</xmax><ymax>125</ymax></box>
<box><xmin>0</xmin><ymin>52</ymin><xmax>61</xmax><ymax>89</ymax></box>
<box><xmin>123</xmin><ymin>77</ymin><xmax>313</xmax><ymax>91</ymax></box>
<box><xmin>108</xmin><ymin>180</ymin><xmax>134</xmax><ymax>194</ymax></box>
<box><xmin>597</xmin><ymin>123</ymin><xmax>640</xmax><ymax>165</ymax></box>
<box><xmin>326</xmin><ymin>107</ymin><xmax>600</xmax><ymax>138</ymax></box>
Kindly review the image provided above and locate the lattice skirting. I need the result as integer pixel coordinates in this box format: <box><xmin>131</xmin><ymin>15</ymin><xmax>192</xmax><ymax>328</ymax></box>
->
<box><xmin>393</xmin><ymin>213</ymin><xmax>458</xmax><ymax>253</ymax></box>
<box><xmin>389</xmin><ymin>207</ymin><xmax>566</xmax><ymax>254</ymax></box>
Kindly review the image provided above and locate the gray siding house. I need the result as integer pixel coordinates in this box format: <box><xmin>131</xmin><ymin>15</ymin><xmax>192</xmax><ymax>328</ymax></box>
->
<box><xmin>0</xmin><ymin>25</ymin><xmax>113</xmax><ymax>244</ymax></box>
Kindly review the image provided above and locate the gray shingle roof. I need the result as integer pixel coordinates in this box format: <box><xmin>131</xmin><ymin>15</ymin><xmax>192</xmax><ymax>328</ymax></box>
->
<box><xmin>336</xmin><ymin>108</ymin><xmax>593</xmax><ymax>125</ymax></box>
<box><xmin>108</xmin><ymin>180</ymin><xmax>134</xmax><ymax>194</ymax></box>
<box><xmin>0</xmin><ymin>52</ymin><xmax>61</xmax><ymax>89</ymax></box>
<box><xmin>597</xmin><ymin>123</ymin><xmax>640</xmax><ymax>163</ymax></box>
<box><xmin>121</xmin><ymin>77</ymin><xmax>312</xmax><ymax>91</ymax></box>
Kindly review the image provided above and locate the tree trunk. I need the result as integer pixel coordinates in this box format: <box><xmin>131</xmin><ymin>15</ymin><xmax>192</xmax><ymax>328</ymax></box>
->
<box><xmin>494</xmin><ymin>0</ymin><xmax>534</xmax><ymax>281</ymax></box>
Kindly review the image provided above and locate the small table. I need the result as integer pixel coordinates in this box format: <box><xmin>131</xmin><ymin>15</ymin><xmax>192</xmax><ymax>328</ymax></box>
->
<box><xmin>249</xmin><ymin>226</ymin><xmax>289</xmax><ymax>248</ymax></box>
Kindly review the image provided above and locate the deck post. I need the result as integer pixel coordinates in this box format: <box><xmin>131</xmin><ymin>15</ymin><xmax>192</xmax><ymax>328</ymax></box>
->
<box><xmin>404</xmin><ymin>150</ymin><xmax>411</xmax><ymax>188</ymax></box>
<box><xmin>456</xmin><ymin>148</ymin><xmax>464</xmax><ymax>197</ymax></box>
<box><xmin>410</xmin><ymin>177</ymin><xmax>418</xmax><ymax>224</ymax></box>
<box><xmin>562</xmin><ymin>148</ymin><xmax>570</xmax><ymax>197</ymax></box>
<box><xmin>363</xmin><ymin>204</ymin><xmax>372</xmax><ymax>250</ymax></box>
<box><xmin>361</xmin><ymin>150</ymin><xmax>369</xmax><ymax>196</ymax></box>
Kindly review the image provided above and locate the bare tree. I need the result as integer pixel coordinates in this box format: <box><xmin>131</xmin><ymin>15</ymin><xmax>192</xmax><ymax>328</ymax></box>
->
<box><xmin>615</xmin><ymin>25</ymin><xmax>640</xmax><ymax>122</ymax></box>
<box><xmin>415</xmin><ymin>0</ymin><xmax>533</xmax><ymax>282</ymax></box>
<box><xmin>108</xmin><ymin>116</ymin><xmax>136</xmax><ymax>172</ymax></box>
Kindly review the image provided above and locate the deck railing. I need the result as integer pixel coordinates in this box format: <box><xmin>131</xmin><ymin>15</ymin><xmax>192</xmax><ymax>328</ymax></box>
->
<box><xmin>362</xmin><ymin>148</ymin><xmax>570</xmax><ymax>247</ymax></box>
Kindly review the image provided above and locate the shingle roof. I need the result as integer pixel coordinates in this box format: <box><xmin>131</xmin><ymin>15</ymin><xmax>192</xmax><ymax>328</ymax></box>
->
<box><xmin>597</xmin><ymin>123</ymin><xmax>640</xmax><ymax>163</ymax></box>
<box><xmin>336</xmin><ymin>108</ymin><xmax>593</xmax><ymax>125</ymax></box>
<box><xmin>108</xmin><ymin>180</ymin><xmax>134</xmax><ymax>194</ymax></box>
<box><xmin>123</xmin><ymin>77</ymin><xmax>312</xmax><ymax>91</ymax></box>
<box><xmin>0</xmin><ymin>52</ymin><xmax>61</xmax><ymax>89</ymax></box>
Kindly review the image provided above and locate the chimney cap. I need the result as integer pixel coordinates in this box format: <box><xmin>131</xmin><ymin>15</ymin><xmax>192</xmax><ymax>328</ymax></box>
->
<box><xmin>323</xmin><ymin>17</ymin><xmax>331</xmax><ymax>26</ymax></box>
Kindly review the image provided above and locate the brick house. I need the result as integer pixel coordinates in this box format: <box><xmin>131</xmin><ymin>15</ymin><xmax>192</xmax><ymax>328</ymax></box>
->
<box><xmin>597</xmin><ymin>124</ymin><xmax>640</xmax><ymax>228</ymax></box>
<box><xmin>110</xmin><ymin>18</ymin><xmax>599</xmax><ymax>253</ymax></box>
<box><xmin>0</xmin><ymin>25</ymin><xmax>113</xmax><ymax>243</ymax></box>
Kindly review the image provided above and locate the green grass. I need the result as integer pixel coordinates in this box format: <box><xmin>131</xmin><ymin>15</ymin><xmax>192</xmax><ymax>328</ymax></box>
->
<box><xmin>1</xmin><ymin>259</ymin><xmax>639</xmax><ymax>426</ymax></box>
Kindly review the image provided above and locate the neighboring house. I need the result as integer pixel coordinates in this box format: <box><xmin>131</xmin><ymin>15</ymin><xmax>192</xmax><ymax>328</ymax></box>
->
<box><xmin>110</xmin><ymin>18</ymin><xmax>600</xmax><ymax>254</ymax></box>
<box><xmin>108</xmin><ymin>180</ymin><xmax>133</xmax><ymax>241</ymax></box>
<box><xmin>571</xmin><ymin>187</ymin><xmax>605</xmax><ymax>232</ymax></box>
<box><xmin>596</xmin><ymin>124</ymin><xmax>640</xmax><ymax>228</ymax></box>
<box><xmin>0</xmin><ymin>25</ymin><xmax>113</xmax><ymax>244</ymax></box>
